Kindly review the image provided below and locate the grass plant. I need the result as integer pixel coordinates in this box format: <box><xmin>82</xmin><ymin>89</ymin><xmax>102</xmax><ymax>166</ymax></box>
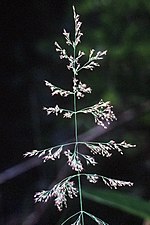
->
<box><xmin>24</xmin><ymin>6</ymin><xmax>135</xmax><ymax>225</ymax></box>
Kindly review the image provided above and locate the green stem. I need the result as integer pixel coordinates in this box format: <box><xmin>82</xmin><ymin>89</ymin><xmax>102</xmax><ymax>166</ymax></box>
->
<box><xmin>74</xmin><ymin>92</ymin><xmax>84</xmax><ymax>225</ymax></box>
<box><xmin>73</xmin><ymin>42</ymin><xmax>84</xmax><ymax>225</ymax></box>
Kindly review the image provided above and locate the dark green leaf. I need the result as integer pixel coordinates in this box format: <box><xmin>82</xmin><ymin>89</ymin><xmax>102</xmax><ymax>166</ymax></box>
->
<box><xmin>83</xmin><ymin>188</ymin><xmax>150</xmax><ymax>220</ymax></box>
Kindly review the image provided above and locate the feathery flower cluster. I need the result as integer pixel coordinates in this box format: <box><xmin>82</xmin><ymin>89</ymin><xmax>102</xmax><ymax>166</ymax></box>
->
<box><xmin>55</xmin><ymin>6</ymin><xmax>107</xmax><ymax>75</ymax></box>
<box><xmin>86</xmin><ymin>174</ymin><xmax>99</xmax><ymax>183</ymax></box>
<box><xmin>85</xmin><ymin>140</ymin><xmax>136</xmax><ymax>157</ymax></box>
<box><xmin>24</xmin><ymin>145</ymin><xmax>64</xmax><ymax>162</ymax></box>
<box><xmin>79</xmin><ymin>100</ymin><xmax>117</xmax><ymax>128</ymax></box>
<box><xmin>43</xmin><ymin>99</ymin><xmax>117</xmax><ymax>129</ymax></box>
<box><xmin>42</xmin><ymin>100</ymin><xmax>117</xmax><ymax>129</ymax></box>
<box><xmin>102</xmin><ymin>177</ymin><xmax>133</xmax><ymax>189</ymax></box>
<box><xmin>45</xmin><ymin>80</ymin><xmax>73</xmax><ymax>97</ymax></box>
<box><xmin>64</xmin><ymin>150</ymin><xmax>98</xmax><ymax>171</ymax></box>
<box><xmin>73</xmin><ymin>78</ymin><xmax>92</xmax><ymax>99</ymax></box>
<box><xmin>81</xmin><ymin>49</ymin><xmax>107</xmax><ymax>71</ymax></box>
<box><xmin>86</xmin><ymin>173</ymin><xmax>133</xmax><ymax>189</ymax></box>
<box><xmin>81</xmin><ymin>154</ymin><xmax>97</xmax><ymax>166</ymax></box>
<box><xmin>34</xmin><ymin>173</ymin><xmax>133</xmax><ymax>213</ymax></box>
<box><xmin>34</xmin><ymin>179</ymin><xmax>78</xmax><ymax>211</ymax></box>
<box><xmin>24</xmin><ymin>6</ymin><xmax>136</xmax><ymax>225</ymax></box>
<box><xmin>55</xmin><ymin>41</ymin><xmax>69</xmax><ymax>60</ymax></box>
<box><xmin>24</xmin><ymin>140</ymin><xmax>135</xmax><ymax>170</ymax></box>
<box><xmin>73</xmin><ymin>5</ymin><xmax>83</xmax><ymax>46</ymax></box>
<box><xmin>64</xmin><ymin>150</ymin><xmax>83</xmax><ymax>172</ymax></box>
<box><xmin>43</xmin><ymin>105</ymin><xmax>73</xmax><ymax>118</ymax></box>
<box><xmin>63</xmin><ymin>111</ymin><xmax>73</xmax><ymax>118</ymax></box>
<box><xmin>42</xmin><ymin>146</ymin><xmax>63</xmax><ymax>162</ymax></box>
<box><xmin>43</xmin><ymin>105</ymin><xmax>62</xmax><ymax>116</ymax></box>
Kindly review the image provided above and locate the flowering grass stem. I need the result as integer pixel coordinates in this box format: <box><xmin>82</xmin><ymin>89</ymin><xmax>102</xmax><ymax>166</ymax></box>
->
<box><xmin>24</xmin><ymin>5</ymin><xmax>135</xmax><ymax>225</ymax></box>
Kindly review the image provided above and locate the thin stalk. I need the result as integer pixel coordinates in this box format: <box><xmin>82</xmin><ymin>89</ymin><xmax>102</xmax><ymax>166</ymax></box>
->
<box><xmin>74</xmin><ymin>91</ymin><xmax>84</xmax><ymax>225</ymax></box>
<box><xmin>73</xmin><ymin>42</ymin><xmax>84</xmax><ymax>225</ymax></box>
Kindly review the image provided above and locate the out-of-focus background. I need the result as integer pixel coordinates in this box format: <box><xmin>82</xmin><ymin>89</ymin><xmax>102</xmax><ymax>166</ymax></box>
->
<box><xmin>0</xmin><ymin>0</ymin><xmax>150</xmax><ymax>224</ymax></box>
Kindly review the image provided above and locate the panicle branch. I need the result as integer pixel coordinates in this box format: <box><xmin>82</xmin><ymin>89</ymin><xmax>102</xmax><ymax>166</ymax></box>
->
<box><xmin>43</xmin><ymin>105</ymin><xmax>63</xmax><ymax>116</ymax></box>
<box><xmin>43</xmin><ymin>105</ymin><xmax>73</xmax><ymax>118</ymax></box>
<box><xmin>55</xmin><ymin>41</ymin><xmax>70</xmax><ymax>60</ymax></box>
<box><xmin>86</xmin><ymin>174</ymin><xmax>99</xmax><ymax>183</ymax></box>
<box><xmin>101</xmin><ymin>177</ymin><xmax>133</xmax><ymax>189</ymax></box>
<box><xmin>85</xmin><ymin>174</ymin><xmax>133</xmax><ymax>189</ymax></box>
<box><xmin>34</xmin><ymin>179</ymin><xmax>78</xmax><ymax>211</ymax></box>
<box><xmin>85</xmin><ymin>140</ymin><xmax>136</xmax><ymax>157</ymax></box>
<box><xmin>33</xmin><ymin>172</ymin><xmax>133</xmax><ymax>212</ymax></box>
<box><xmin>64</xmin><ymin>149</ymin><xmax>83</xmax><ymax>172</ymax></box>
<box><xmin>79</xmin><ymin>154</ymin><xmax>97</xmax><ymax>166</ymax></box>
<box><xmin>63</xmin><ymin>29</ymin><xmax>72</xmax><ymax>46</ymax></box>
<box><xmin>77</xmin><ymin>49</ymin><xmax>107</xmax><ymax>72</ymax></box>
<box><xmin>45</xmin><ymin>80</ymin><xmax>73</xmax><ymax>97</ymax></box>
<box><xmin>24</xmin><ymin>143</ymin><xmax>73</xmax><ymax>162</ymax></box>
<box><xmin>73</xmin><ymin>5</ymin><xmax>83</xmax><ymax>46</ymax></box>
<box><xmin>24</xmin><ymin>140</ymin><xmax>135</xmax><ymax>171</ymax></box>
<box><xmin>78</xmin><ymin>100</ymin><xmax>117</xmax><ymax>128</ymax></box>
<box><xmin>55</xmin><ymin>6</ymin><xmax>107</xmax><ymax>75</ymax></box>
<box><xmin>24</xmin><ymin>145</ymin><xmax>63</xmax><ymax>162</ymax></box>
<box><xmin>73</xmin><ymin>77</ymin><xmax>92</xmax><ymax>99</ymax></box>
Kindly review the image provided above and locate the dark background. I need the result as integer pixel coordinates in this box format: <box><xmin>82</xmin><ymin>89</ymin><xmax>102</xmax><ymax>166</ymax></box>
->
<box><xmin>0</xmin><ymin>0</ymin><xmax>150</xmax><ymax>225</ymax></box>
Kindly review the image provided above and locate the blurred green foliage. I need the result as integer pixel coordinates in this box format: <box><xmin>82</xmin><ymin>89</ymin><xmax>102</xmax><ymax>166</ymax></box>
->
<box><xmin>83</xmin><ymin>188</ymin><xmax>150</xmax><ymax>220</ymax></box>
<box><xmin>76</xmin><ymin>0</ymin><xmax>150</xmax><ymax>107</ymax></box>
